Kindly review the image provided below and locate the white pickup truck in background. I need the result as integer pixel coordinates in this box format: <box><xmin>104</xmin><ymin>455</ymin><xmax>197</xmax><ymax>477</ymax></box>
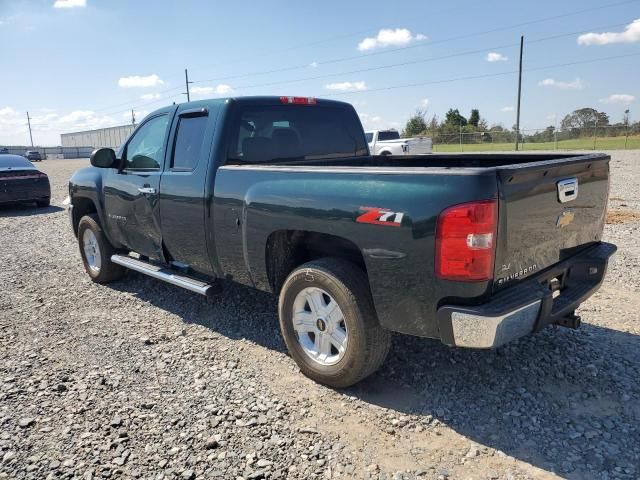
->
<box><xmin>365</xmin><ymin>129</ymin><xmax>432</xmax><ymax>155</ymax></box>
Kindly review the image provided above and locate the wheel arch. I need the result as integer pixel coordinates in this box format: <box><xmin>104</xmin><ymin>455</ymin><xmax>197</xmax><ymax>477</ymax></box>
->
<box><xmin>71</xmin><ymin>196</ymin><xmax>98</xmax><ymax>237</ymax></box>
<box><xmin>265</xmin><ymin>230</ymin><xmax>369</xmax><ymax>296</ymax></box>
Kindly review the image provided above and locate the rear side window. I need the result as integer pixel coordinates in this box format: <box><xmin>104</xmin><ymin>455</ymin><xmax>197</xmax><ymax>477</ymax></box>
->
<box><xmin>378</xmin><ymin>131</ymin><xmax>400</xmax><ymax>141</ymax></box>
<box><xmin>228</xmin><ymin>105</ymin><xmax>368</xmax><ymax>164</ymax></box>
<box><xmin>172</xmin><ymin>116</ymin><xmax>208</xmax><ymax>170</ymax></box>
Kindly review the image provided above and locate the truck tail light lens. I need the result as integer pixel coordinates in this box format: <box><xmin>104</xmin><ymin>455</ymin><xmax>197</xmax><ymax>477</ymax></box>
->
<box><xmin>435</xmin><ymin>199</ymin><xmax>497</xmax><ymax>282</ymax></box>
<box><xmin>280</xmin><ymin>96</ymin><xmax>317</xmax><ymax>105</ymax></box>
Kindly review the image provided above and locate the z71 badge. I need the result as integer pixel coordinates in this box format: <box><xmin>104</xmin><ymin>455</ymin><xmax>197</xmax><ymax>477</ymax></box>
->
<box><xmin>356</xmin><ymin>207</ymin><xmax>404</xmax><ymax>227</ymax></box>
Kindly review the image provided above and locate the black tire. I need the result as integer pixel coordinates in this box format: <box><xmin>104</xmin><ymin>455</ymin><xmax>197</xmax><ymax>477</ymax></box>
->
<box><xmin>278</xmin><ymin>258</ymin><xmax>391</xmax><ymax>388</ymax></box>
<box><xmin>77</xmin><ymin>214</ymin><xmax>126</xmax><ymax>284</ymax></box>
<box><xmin>36</xmin><ymin>198</ymin><xmax>50</xmax><ymax>208</ymax></box>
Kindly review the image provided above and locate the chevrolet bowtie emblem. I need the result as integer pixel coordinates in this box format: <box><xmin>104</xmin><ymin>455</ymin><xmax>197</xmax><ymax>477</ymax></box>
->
<box><xmin>556</xmin><ymin>209</ymin><xmax>575</xmax><ymax>228</ymax></box>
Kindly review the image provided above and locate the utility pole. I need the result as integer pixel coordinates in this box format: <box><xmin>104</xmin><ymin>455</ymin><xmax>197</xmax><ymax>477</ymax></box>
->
<box><xmin>624</xmin><ymin>109</ymin><xmax>630</xmax><ymax>150</ymax></box>
<box><xmin>184</xmin><ymin>68</ymin><xmax>192</xmax><ymax>102</ymax></box>
<box><xmin>514</xmin><ymin>35</ymin><xmax>524</xmax><ymax>151</ymax></box>
<box><xmin>26</xmin><ymin>111</ymin><xmax>34</xmax><ymax>147</ymax></box>
<box><xmin>131</xmin><ymin>109</ymin><xmax>136</xmax><ymax>126</ymax></box>
<box><xmin>593</xmin><ymin>118</ymin><xmax>598</xmax><ymax>150</ymax></box>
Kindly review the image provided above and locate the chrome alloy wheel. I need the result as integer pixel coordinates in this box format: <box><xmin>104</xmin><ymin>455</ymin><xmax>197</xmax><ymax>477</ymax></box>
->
<box><xmin>292</xmin><ymin>287</ymin><xmax>348</xmax><ymax>366</ymax></box>
<box><xmin>82</xmin><ymin>229</ymin><xmax>101</xmax><ymax>273</ymax></box>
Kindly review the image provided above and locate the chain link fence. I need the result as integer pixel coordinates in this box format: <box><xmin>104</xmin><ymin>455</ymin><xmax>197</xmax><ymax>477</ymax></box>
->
<box><xmin>427</xmin><ymin>125</ymin><xmax>640</xmax><ymax>152</ymax></box>
<box><xmin>0</xmin><ymin>146</ymin><xmax>93</xmax><ymax>159</ymax></box>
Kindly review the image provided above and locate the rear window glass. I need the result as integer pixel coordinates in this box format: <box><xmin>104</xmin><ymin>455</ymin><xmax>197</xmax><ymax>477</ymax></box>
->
<box><xmin>228</xmin><ymin>105</ymin><xmax>368</xmax><ymax>164</ymax></box>
<box><xmin>0</xmin><ymin>156</ymin><xmax>34</xmax><ymax>169</ymax></box>
<box><xmin>172</xmin><ymin>115</ymin><xmax>208</xmax><ymax>170</ymax></box>
<box><xmin>365</xmin><ymin>132</ymin><xmax>373</xmax><ymax>143</ymax></box>
<box><xmin>378</xmin><ymin>131</ymin><xmax>400</xmax><ymax>141</ymax></box>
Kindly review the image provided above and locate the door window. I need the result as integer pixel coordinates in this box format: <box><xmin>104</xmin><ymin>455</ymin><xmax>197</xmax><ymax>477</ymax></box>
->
<box><xmin>124</xmin><ymin>115</ymin><xmax>169</xmax><ymax>170</ymax></box>
<box><xmin>171</xmin><ymin>115</ymin><xmax>208</xmax><ymax>170</ymax></box>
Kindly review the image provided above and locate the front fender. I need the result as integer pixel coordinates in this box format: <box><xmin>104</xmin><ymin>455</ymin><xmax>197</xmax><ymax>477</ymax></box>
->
<box><xmin>69</xmin><ymin>167</ymin><xmax>114</xmax><ymax>245</ymax></box>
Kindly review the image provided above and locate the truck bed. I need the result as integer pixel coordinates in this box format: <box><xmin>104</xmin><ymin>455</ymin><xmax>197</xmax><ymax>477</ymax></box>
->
<box><xmin>284</xmin><ymin>152</ymin><xmax>603</xmax><ymax>170</ymax></box>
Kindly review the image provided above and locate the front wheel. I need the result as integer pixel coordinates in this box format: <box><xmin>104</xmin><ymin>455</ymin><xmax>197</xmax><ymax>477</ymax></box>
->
<box><xmin>278</xmin><ymin>258</ymin><xmax>391</xmax><ymax>388</ymax></box>
<box><xmin>77</xmin><ymin>214</ymin><xmax>126</xmax><ymax>284</ymax></box>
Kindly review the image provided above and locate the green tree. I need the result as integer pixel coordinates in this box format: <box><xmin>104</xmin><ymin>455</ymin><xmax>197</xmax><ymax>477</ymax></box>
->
<box><xmin>444</xmin><ymin>108</ymin><xmax>467</xmax><ymax>128</ymax></box>
<box><xmin>468</xmin><ymin>109</ymin><xmax>480</xmax><ymax>128</ymax></box>
<box><xmin>561</xmin><ymin>107</ymin><xmax>610</xmax><ymax>131</ymax></box>
<box><xmin>402</xmin><ymin>109</ymin><xmax>428</xmax><ymax>137</ymax></box>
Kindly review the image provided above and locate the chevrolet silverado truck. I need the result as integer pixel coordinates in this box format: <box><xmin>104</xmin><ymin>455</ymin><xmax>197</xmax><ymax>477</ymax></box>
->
<box><xmin>67</xmin><ymin>96</ymin><xmax>616</xmax><ymax>387</ymax></box>
<box><xmin>365</xmin><ymin>129</ymin><xmax>432</xmax><ymax>155</ymax></box>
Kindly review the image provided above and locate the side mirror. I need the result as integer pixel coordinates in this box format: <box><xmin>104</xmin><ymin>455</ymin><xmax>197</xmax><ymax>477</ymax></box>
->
<box><xmin>90</xmin><ymin>148</ymin><xmax>117</xmax><ymax>168</ymax></box>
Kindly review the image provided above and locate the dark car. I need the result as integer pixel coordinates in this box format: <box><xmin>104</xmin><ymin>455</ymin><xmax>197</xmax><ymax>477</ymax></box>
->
<box><xmin>0</xmin><ymin>155</ymin><xmax>50</xmax><ymax>207</ymax></box>
<box><xmin>0</xmin><ymin>148</ymin><xmax>9</xmax><ymax>154</ymax></box>
<box><xmin>24</xmin><ymin>150</ymin><xmax>43</xmax><ymax>162</ymax></box>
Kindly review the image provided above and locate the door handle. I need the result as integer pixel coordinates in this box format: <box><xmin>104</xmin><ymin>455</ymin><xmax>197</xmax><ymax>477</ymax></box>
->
<box><xmin>138</xmin><ymin>187</ymin><xmax>156</xmax><ymax>195</ymax></box>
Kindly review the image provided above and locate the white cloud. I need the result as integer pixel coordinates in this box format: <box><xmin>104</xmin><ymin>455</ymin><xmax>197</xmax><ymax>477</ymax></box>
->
<box><xmin>309</xmin><ymin>62</ymin><xmax>318</xmax><ymax>68</ymax></box>
<box><xmin>140</xmin><ymin>93</ymin><xmax>161</xmax><ymax>101</ymax></box>
<box><xmin>325</xmin><ymin>81</ymin><xmax>367</xmax><ymax>91</ymax></box>
<box><xmin>421</xmin><ymin>98</ymin><xmax>430</xmax><ymax>107</ymax></box>
<box><xmin>191</xmin><ymin>84</ymin><xmax>233</xmax><ymax>97</ymax></box>
<box><xmin>214</xmin><ymin>84</ymin><xmax>233</xmax><ymax>95</ymax></box>
<box><xmin>486</xmin><ymin>52</ymin><xmax>508</xmax><ymax>62</ymax></box>
<box><xmin>53</xmin><ymin>0</ymin><xmax>86</xmax><ymax>8</ymax></box>
<box><xmin>578</xmin><ymin>18</ymin><xmax>640</xmax><ymax>45</ymax></box>
<box><xmin>191</xmin><ymin>86</ymin><xmax>214</xmax><ymax>95</ymax></box>
<box><xmin>0</xmin><ymin>106</ymin><xmax>127</xmax><ymax>145</ymax></box>
<box><xmin>358</xmin><ymin>28</ymin><xmax>427</xmax><ymax>51</ymax></box>
<box><xmin>538</xmin><ymin>78</ymin><xmax>583</xmax><ymax>90</ymax></box>
<box><xmin>118</xmin><ymin>74</ymin><xmax>164</xmax><ymax>88</ymax></box>
<box><xmin>123</xmin><ymin>110</ymin><xmax>149</xmax><ymax>120</ymax></box>
<box><xmin>358</xmin><ymin>112</ymin><xmax>400</xmax><ymax>130</ymax></box>
<box><xmin>599</xmin><ymin>94</ymin><xmax>635</xmax><ymax>104</ymax></box>
<box><xmin>501</xmin><ymin>106</ymin><xmax>514</xmax><ymax>112</ymax></box>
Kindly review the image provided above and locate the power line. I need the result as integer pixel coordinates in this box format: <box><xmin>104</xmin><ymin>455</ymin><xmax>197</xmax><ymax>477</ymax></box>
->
<box><xmin>69</xmin><ymin>0</ymin><xmax>637</xmax><ymax>119</ymax></box>
<box><xmin>208</xmin><ymin>22</ymin><xmax>629</xmax><ymax>92</ymax></box>
<box><xmin>322</xmin><ymin>51</ymin><xmax>640</xmax><ymax>97</ymax></box>
<box><xmin>189</xmin><ymin>3</ymin><xmax>471</xmax><ymax>78</ymax></box>
<box><xmin>192</xmin><ymin>0</ymin><xmax>639</xmax><ymax>85</ymax></box>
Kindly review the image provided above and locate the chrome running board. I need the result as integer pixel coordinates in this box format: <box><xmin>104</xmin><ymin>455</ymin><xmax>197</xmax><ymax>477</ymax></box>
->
<box><xmin>111</xmin><ymin>254</ymin><xmax>217</xmax><ymax>296</ymax></box>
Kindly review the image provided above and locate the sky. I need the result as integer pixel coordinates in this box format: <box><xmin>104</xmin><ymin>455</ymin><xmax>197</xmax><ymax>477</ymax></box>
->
<box><xmin>0</xmin><ymin>0</ymin><xmax>639</xmax><ymax>145</ymax></box>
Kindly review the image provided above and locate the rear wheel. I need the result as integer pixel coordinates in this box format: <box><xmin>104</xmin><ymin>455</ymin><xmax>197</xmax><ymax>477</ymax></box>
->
<box><xmin>77</xmin><ymin>214</ymin><xmax>125</xmax><ymax>283</ymax></box>
<box><xmin>278</xmin><ymin>258</ymin><xmax>391</xmax><ymax>388</ymax></box>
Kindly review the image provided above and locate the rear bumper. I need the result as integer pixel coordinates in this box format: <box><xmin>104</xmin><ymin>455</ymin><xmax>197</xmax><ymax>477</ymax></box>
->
<box><xmin>437</xmin><ymin>242</ymin><xmax>617</xmax><ymax>348</ymax></box>
<box><xmin>0</xmin><ymin>178</ymin><xmax>50</xmax><ymax>204</ymax></box>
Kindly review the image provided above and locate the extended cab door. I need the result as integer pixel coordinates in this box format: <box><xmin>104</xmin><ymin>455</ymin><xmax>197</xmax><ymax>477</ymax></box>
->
<box><xmin>103</xmin><ymin>112</ymin><xmax>172</xmax><ymax>259</ymax></box>
<box><xmin>158</xmin><ymin>104</ymin><xmax>219</xmax><ymax>275</ymax></box>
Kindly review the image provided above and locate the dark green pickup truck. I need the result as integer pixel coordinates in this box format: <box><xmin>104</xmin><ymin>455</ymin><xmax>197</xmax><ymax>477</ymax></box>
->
<box><xmin>68</xmin><ymin>96</ymin><xmax>616</xmax><ymax>387</ymax></box>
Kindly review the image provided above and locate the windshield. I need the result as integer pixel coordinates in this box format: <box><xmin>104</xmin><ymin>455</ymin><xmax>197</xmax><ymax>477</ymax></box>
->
<box><xmin>228</xmin><ymin>105</ymin><xmax>368</xmax><ymax>164</ymax></box>
<box><xmin>378</xmin><ymin>131</ymin><xmax>400</xmax><ymax>141</ymax></box>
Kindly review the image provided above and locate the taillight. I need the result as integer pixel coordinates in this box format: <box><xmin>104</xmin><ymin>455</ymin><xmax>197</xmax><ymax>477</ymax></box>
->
<box><xmin>279</xmin><ymin>96</ymin><xmax>317</xmax><ymax>105</ymax></box>
<box><xmin>435</xmin><ymin>199</ymin><xmax>497</xmax><ymax>282</ymax></box>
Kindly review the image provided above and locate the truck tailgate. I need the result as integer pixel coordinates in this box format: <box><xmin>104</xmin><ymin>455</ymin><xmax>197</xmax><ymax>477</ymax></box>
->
<box><xmin>493</xmin><ymin>154</ymin><xmax>610</xmax><ymax>289</ymax></box>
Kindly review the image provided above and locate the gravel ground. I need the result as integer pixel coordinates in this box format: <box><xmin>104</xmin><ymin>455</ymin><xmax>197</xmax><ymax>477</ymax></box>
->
<box><xmin>1</xmin><ymin>152</ymin><xmax>639</xmax><ymax>480</ymax></box>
